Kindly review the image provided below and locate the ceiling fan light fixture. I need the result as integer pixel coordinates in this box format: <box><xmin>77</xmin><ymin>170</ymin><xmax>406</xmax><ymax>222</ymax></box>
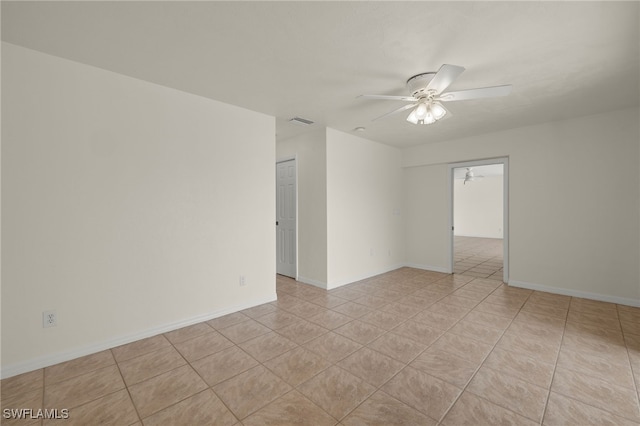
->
<box><xmin>414</xmin><ymin>103</ymin><xmax>428</xmax><ymax>120</ymax></box>
<box><xmin>407</xmin><ymin>101</ymin><xmax>446</xmax><ymax>125</ymax></box>
<box><xmin>430</xmin><ymin>102</ymin><xmax>447</xmax><ymax>120</ymax></box>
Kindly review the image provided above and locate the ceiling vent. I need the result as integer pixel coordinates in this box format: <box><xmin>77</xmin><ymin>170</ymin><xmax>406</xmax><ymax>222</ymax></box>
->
<box><xmin>288</xmin><ymin>117</ymin><xmax>314</xmax><ymax>126</ymax></box>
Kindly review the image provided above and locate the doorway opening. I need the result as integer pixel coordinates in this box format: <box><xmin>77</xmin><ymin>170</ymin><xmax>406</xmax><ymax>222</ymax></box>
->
<box><xmin>448</xmin><ymin>158</ymin><xmax>508</xmax><ymax>283</ymax></box>
<box><xmin>276</xmin><ymin>159</ymin><xmax>297</xmax><ymax>278</ymax></box>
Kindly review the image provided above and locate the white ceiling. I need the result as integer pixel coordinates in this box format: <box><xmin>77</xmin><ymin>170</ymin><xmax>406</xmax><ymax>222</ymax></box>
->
<box><xmin>2</xmin><ymin>1</ymin><xmax>638</xmax><ymax>148</ymax></box>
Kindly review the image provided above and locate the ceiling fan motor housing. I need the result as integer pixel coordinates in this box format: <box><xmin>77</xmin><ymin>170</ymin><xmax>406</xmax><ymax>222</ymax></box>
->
<box><xmin>406</xmin><ymin>72</ymin><xmax>437</xmax><ymax>98</ymax></box>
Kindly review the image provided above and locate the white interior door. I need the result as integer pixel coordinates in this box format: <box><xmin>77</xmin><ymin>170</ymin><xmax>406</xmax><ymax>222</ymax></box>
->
<box><xmin>276</xmin><ymin>160</ymin><xmax>296</xmax><ymax>278</ymax></box>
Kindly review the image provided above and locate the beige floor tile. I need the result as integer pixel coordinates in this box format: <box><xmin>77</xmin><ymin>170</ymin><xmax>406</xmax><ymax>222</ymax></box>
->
<box><xmin>303</xmin><ymin>332</ymin><xmax>362</xmax><ymax>363</ymax></box>
<box><xmin>337</xmin><ymin>347</ymin><xmax>405</xmax><ymax>387</ymax></box>
<box><xmin>217</xmin><ymin>319</ymin><xmax>272</xmax><ymax>344</ymax></box>
<box><xmin>243</xmin><ymin>390</ymin><xmax>336</xmax><ymax>426</ymax></box>
<box><xmin>253</xmin><ymin>310</ymin><xmax>301</xmax><ymax>330</ymax></box>
<box><xmin>557</xmin><ymin>346</ymin><xmax>636</xmax><ymax>389</ymax></box>
<box><xmin>521</xmin><ymin>301</ymin><xmax>568</xmax><ymax>319</ymax></box>
<box><xmin>551</xmin><ymin>367</ymin><xmax>640</xmax><ymax>422</ymax></box>
<box><xmin>282</xmin><ymin>300</ymin><xmax>328</xmax><ymax>318</ymax></box>
<box><xmin>358</xmin><ymin>310</ymin><xmax>406</xmax><ymax>330</ymax></box>
<box><xmin>275</xmin><ymin>319</ymin><xmax>329</xmax><ymax>344</ymax></box>
<box><xmin>429</xmin><ymin>332</ymin><xmax>493</xmax><ymax>364</ymax></box>
<box><xmin>381</xmin><ymin>366</ymin><xmax>461</xmax><ymax>422</ymax></box>
<box><xmin>207</xmin><ymin>312</ymin><xmax>250</xmax><ymax>330</ymax></box>
<box><xmin>307</xmin><ymin>310</ymin><xmax>353</xmax><ymax>330</ymax></box>
<box><xmin>44</xmin><ymin>389</ymin><xmax>138</xmax><ymax>426</ymax></box>
<box><xmin>329</xmin><ymin>287</ymin><xmax>367</xmax><ymax>301</ymax></box>
<box><xmin>367</xmin><ymin>332</ymin><xmax>427</xmax><ymax>363</ymax></box>
<box><xmin>380</xmin><ymin>301</ymin><xmax>426</xmax><ymax>319</ymax></box>
<box><xmin>391</xmin><ymin>321</ymin><xmax>443</xmax><ymax>346</ymax></box>
<box><xmin>142</xmin><ymin>389</ymin><xmax>237</xmax><ymax>426</ymax></box>
<box><xmin>410</xmin><ymin>348</ymin><xmax>478</xmax><ymax>388</ymax></box>
<box><xmin>128</xmin><ymin>365</ymin><xmax>207</xmax><ymax>419</ymax></box>
<box><xmin>44</xmin><ymin>364</ymin><xmax>125</xmax><ymax>410</ymax></box>
<box><xmin>411</xmin><ymin>309</ymin><xmax>460</xmax><ymax>331</ymax></box>
<box><xmin>543</xmin><ymin>391</ymin><xmax>638</xmax><ymax>426</ymax></box>
<box><xmin>467</xmin><ymin>366</ymin><xmax>547</xmax><ymax>422</ymax></box>
<box><xmin>1</xmin><ymin>369</ymin><xmax>43</xmax><ymax>400</ymax></box>
<box><xmin>342</xmin><ymin>390</ymin><xmax>436</xmax><ymax>426</ymax></box>
<box><xmin>44</xmin><ymin>351</ymin><xmax>115</xmax><ymax>386</ymax></box>
<box><xmin>191</xmin><ymin>346</ymin><xmax>259</xmax><ymax>387</ymax></box>
<box><xmin>497</xmin><ymin>331</ymin><xmax>560</xmax><ymax>364</ymax></box>
<box><xmin>448</xmin><ymin>320</ymin><xmax>503</xmax><ymax>345</ymax></box>
<box><xmin>352</xmin><ymin>295</ymin><xmax>389</xmax><ymax>309</ymax></box>
<box><xmin>463</xmin><ymin>310</ymin><xmax>512</xmax><ymax>331</ymax></box>
<box><xmin>242</xmin><ymin>303</ymin><xmax>278</xmax><ymax>319</ymax></box>
<box><xmin>212</xmin><ymin>365</ymin><xmax>292</xmax><ymax>420</ymax></box>
<box><xmin>111</xmin><ymin>335</ymin><xmax>171</xmax><ymax>363</ymax></box>
<box><xmin>2</xmin><ymin>388</ymin><xmax>43</xmax><ymax>426</ymax></box>
<box><xmin>571</xmin><ymin>298</ymin><xmax>619</xmax><ymax>316</ymax></box>
<box><xmin>174</xmin><ymin>330</ymin><xmax>234</xmax><ymax>362</ymax></box>
<box><xmin>238</xmin><ymin>331</ymin><xmax>298</xmax><ymax>362</ymax></box>
<box><xmin>163</xmin><ymin>322</ymin><xmax>213</xmax><ymax>345</ymax></box>
<box><xmin>474</xmin><ymin>300</ymin><xmax>521</xmax><ymax>318</ymax></box>
<box><xmin>333</xmin><ymin>320</ymin><xmax>386</xmax><ymax>345</ymax></box>
<box><xmin>483</xmin><ymin>348</ymin><xmax>555</xmax><ymax>389</ymax></box>
<box><xmin>438</xmin><ymin>295</ymin><xmax>481</xmax><ymax>309</ymax></box>
<box><xmin>426</xmin><ymin>302</ymin><xmax>471</xmax><ymax>320</ymax></box>
<box><xmin>309</xmin><ymin>294</ymin><xmax>349</xmax><ymax>309</ymax></box>
<box><xmin>567</xmin><ymin>310</ymin><xmax>621</xmax><ymax>331</ymax></box>
<box><xmin>298</xmin><ymin>366</ymin><xmax>375</xmax><ymax>421</ymax></box>
<box><xmin>562</xmin><ymin>331</ymin><xmax>630</xmax><ymax>366</ymax></box>
<box><xmin>118</xmin><ymin>346</ymin><xmax>186</xmax><ymax>386</ymax></box>
<box><xmin>442</xmin><ymin>391</ymin><xmax>537</xmax><ymax>426</ymax></box>
<box><xmin>331</xmin><ymin>301</ymin><xmax>373</xmax><ymax>318</ymax></box>
<box><xmin>451</xmin><ymin>288</ymin><xmax>489</xmax><ymax>301</ymax></box>
<box><xmin>263</xmin><ymin>346</ymin><xmax>331</xmax><ymax>387</ymax></box>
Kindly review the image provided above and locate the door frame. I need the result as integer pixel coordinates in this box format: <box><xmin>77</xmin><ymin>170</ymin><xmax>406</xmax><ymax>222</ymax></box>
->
<box><xmin>447</xmin><ymin>157</ymin><xmax>509</xmax><ymax>283</ymax></box>
<box><xmin>276</xmin><ymin>156</ymin><xmax>298</xmax><ymax>279</ymax></box>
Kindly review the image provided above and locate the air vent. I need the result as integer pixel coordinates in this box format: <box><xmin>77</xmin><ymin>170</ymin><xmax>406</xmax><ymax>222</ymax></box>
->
<box><xmin>288</xmin><ymin>117</ymin><xmax>314</xmax><ymax>126</ymax></box>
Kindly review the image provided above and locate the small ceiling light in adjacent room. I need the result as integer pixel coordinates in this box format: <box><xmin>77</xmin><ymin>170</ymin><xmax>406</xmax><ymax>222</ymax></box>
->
<box><xmin>354</xmin><ymin>127</ymin><xmax>366</xmax><ymax>132</ymax></box>
<box><xmin>288</xmin><ymin>116</ymin><xmax>314</xmax><ymax>126</ymax></box>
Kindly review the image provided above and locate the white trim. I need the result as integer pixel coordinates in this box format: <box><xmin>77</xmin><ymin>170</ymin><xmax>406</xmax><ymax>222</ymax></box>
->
<box><xmin>1</xmin><ymin>294</ymin><xmax>277</xmax><ymax>379</ymax></box>
<box><xmin>403</xmin><ymin>263</ymin><xmax>450</xmax><ymax>274</ymax></box>
<box><xmin>447</xmin><ymin>157</ymin><xmax>509</xmax><ymax>283</ymax></box>
<box><xmin>326</xmin><ymin>264</ymin><xmax>404</xmax><ymax>290</ymax></box>
<box><xmin>509</xmin><ymin>279</ymin><xmax>640</xmax><ymax>307</ymax></box>
<box><xmin>297</xmin><ymin>276</ymin><xmax>327</xmax><ymax>289</ymax></box>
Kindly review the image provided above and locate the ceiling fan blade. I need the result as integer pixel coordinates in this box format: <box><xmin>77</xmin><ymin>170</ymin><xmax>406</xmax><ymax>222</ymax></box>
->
<box><xmin>359</xmin><ymin>94</ymin><xmax>418</xmax><ymax>102</ymax></box>
<box><xmin>438</xmin><ymin>85</ymin><xmax>513</xmax><ymax>102</ymax></box>
<box><xmin>425</xmin><ymin>64</ymin><xmax>465</xmax><ymax>94</ymax></box>
<box><xmin>372</xmin><ymin>103</ymin><xmax>417</xmax><ymax>121</ymax></box>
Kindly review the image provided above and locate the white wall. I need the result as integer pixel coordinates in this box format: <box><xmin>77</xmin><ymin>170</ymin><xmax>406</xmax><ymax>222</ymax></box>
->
<box><xmin>454</xmin><ymin>175</ymin><xmax>503</xmax><ymax>238</ymax></box>
<box><xmin>1</xmin><ymin>43</ymin><xmax>276</xmax><ymax>377</ymax></box>
<box><xmin>276</xmin><ymin>130</ymin><xmax>327</xmax><ymax>286</ymax></box>
<box><xmin>326</xmin><ymin>128</ymin><xmax>403</xmax><ymax>288</ymax></box>
<box><xmin>403</xmin><ymin>164</ymin><xmax>449</xmax><ymax>273</ymax></box>
<box><xmin>403</xmin><ymin>107</ymin><xmax>640</xmax><ymax>305</ymax></box>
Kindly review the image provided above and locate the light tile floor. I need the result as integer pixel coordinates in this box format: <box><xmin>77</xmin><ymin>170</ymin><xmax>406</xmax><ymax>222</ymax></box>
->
<box><xmin>454</xmin><ymin>236</ymin><xmax>504</xmax><ymax>280</ymax></box>
<box><xmin>2</xmin><ymin>268</ymin><xmax>640</xmax><ymax>425</ymax></box>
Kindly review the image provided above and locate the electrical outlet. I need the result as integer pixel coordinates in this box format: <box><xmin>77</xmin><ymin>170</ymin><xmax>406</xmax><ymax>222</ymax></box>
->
<box><xmin>43</xmin><ymin>310</ymin><xmax>57</xmax><ymax>328</ymax></box>
<box><xmin>239</xmin><ymin>275</ymin><xmax>246</xmax><ymax>287</ymax></box>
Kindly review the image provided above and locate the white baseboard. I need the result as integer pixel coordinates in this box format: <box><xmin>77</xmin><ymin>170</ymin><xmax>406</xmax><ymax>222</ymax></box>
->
<box><xmin>509</xmin><ymin>280</ymin><xmax>640</xmax><ymax>307</ymax></box>
<box><xmin>297</xmin><ymin>276</ymin><xmax>327</xmax><ymax>289</ymax></box>
<box><xmin>404</xmin><ymin>263</ymin><xmax>450</xmax><ymax>274</ymax></box>
<box><xmin>1</xmin><ymin>294</ymin><xmax>277</xmax><ymax>379</ymax></box>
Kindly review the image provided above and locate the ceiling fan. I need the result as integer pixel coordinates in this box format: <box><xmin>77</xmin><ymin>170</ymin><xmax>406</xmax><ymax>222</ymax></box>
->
<box><xmin>359</xmin><ymin>64</ymin><xmax>512</xmax><ymax>125</ymax></box>
<box><xmin>460</xmin><ymin>167</ymin><xmax>484</xmax><ymax>185</ymax></box>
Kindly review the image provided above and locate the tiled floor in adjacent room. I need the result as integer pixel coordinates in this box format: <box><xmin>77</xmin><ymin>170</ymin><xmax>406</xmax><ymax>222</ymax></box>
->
<box><xmin>3</xmin><ymin>268</ymin><xmax>640</xmax><ymax>425</ymax></box>
<box><xmin>454</xmin><ymin>236</ymin><xmax>503</xmax><ymax>280</ymax></box>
